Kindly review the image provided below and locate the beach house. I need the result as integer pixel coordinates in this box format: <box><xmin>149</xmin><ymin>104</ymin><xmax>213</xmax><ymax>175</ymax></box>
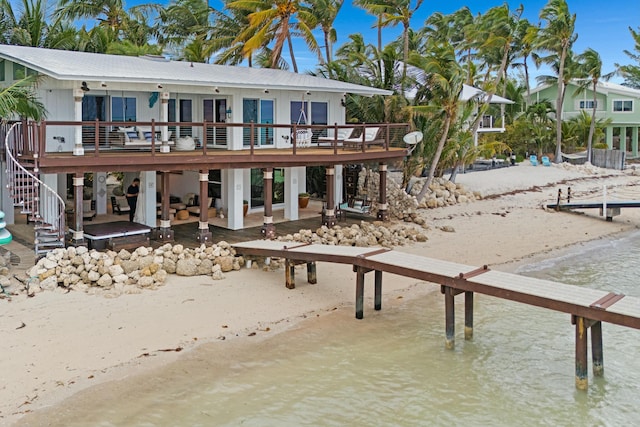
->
<box><xmin>530</xmin><ymin>81</ymin><xmax>640</xmax><ymax>156</ymax></box>
<box><xmin>0</xmin><ymin>45</ymin><xmax>409</xmax><ymax>254</ymax></box>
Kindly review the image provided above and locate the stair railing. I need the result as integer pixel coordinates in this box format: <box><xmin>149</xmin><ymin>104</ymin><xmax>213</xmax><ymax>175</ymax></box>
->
<box><xmin>4</xmin><ymin>121</ymin><xmax>65</xmax><ymax>248</ymax></box>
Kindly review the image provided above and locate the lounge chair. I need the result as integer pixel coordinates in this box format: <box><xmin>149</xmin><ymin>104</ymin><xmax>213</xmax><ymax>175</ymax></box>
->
<box><xmin>343</xmin><ymin>127</ymin><xmax>383</xmax><ymax>149</ymax></box>
<box><xmin>529</xmin><ymin>155</ymin><xmax>538</xmax><ymax>166</ymax></box>
<box><xmin>317</xmin><ymin>128</ymin><xmax>355</xmax><ymax>146</ymax></box>
<box><xmin>541</xmin><ymin>156</ymin><xmax>551</xmax><ymax>166</ymax></box>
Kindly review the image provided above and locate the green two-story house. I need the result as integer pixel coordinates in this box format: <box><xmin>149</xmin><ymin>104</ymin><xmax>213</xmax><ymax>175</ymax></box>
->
<box><xmin>530</xmin><ymin>81</ymin><xmax>640</xmax><ymax>156</ymax></box>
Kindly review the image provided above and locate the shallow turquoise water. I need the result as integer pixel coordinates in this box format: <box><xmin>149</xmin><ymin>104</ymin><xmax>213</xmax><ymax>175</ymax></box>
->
<box><xmin>22</xmin><ymin>234</ymin><xmax>640</xmax><ymax>426</ymax></box>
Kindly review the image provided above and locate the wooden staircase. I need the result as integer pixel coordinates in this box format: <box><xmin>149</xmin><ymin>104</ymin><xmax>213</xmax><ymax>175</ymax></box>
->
<box><xmin>4</xmin><ymin>122</ymin><xmax>65</xmax><ymax>256</ymax></box>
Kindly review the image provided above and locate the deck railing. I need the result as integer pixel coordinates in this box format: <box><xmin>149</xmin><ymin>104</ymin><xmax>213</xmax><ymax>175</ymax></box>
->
<box><xmin>36</xmin><ymin>120</ymin><xmax>410</xmax><ymax>157</ymax></box>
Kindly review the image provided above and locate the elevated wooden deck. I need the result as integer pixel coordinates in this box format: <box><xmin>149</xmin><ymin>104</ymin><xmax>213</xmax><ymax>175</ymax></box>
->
<box><xmin>37</xmin><ymin>145</ymin><xmax>407</xmax><ymax>174</ymax></box>
<box><xmin>232</xmin><ymin>240</ymin><xmax>640</xmax><ymax>389</ymax></box>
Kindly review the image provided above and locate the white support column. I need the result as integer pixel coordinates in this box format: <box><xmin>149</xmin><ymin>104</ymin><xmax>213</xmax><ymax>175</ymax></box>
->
<box><xmin>140</xmin><ymin>171</ymin><xmax>157</xmax><ymax>228</ymax></box>
<box><xmin>160</xmin><ymin>92</ymin><xmax>170</xmax><ymax>153</ymax></box>
<box><xmin>225</xmin><ymin>168</ymin><xmax>244</xmax><ymax>230</ymax></box>
<box><xmin>335</xmin><ymin>164</ymin><xmax>344</xmax><ymax>205</ymax></box>
<box><xmin>285</xmin><ymin>166</ymin><xmax>302</xmax><ymax>220</ymax></box>
<box><xmin>94</xmin><ymin>172</ymin><xmax>107</xmax><ymax>215</ymax></box>
<box><xmin>73</xmin><ymin>88</ymin><xmax>84</xmax><ymax>156</ymax></box>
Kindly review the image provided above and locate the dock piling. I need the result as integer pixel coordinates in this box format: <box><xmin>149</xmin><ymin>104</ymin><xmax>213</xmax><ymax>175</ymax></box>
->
<box><xmin>444</xmin><ymin>286</ymin><xmax>455</xmax><ymax>349</ymax></box>
<box><xmin>374</xmin><ymin>270</ymin><xmax>382</xmax><ymax>311</ymax></box>
<box><xmin>465</xmin><ymin>291</ymin><xmax>474</xmax><ymax>340</ymax></box>
<box><xmin>592</xmin><ymin>321</ymin><xmax>604</xmax><ymax>377</ymax></box>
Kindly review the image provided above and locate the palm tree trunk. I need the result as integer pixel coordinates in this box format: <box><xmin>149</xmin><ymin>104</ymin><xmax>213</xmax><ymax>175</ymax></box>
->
<box><xmin>324</xmin><ymin>30</ymin><xmax>332</xmax><ymax>64</ymax></box>
<box><xmin>587</xmin><ymin>80</ymin><xmax>597</xmax><ymax>163</ymax></box>
<box><xmin>524</xmin><ymin>54</ymin><xmax>531</xmax><ymax>106</ymax></box>
<box><xmin>287</xmin><ymin>33</ymin><xmax>298</xmax><ymax>73</ymax></box>
<box><xmin>555</xmin><ymin>47</ymin><xmax>568</xmax><ymax>163</ymax></box>
<box><xmin>416</xmin><ymin>115</ymin><xmax>452</xmax><ymax>203</ymax></box>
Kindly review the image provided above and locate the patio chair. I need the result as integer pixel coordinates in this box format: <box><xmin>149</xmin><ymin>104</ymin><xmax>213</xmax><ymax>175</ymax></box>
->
<box><xmin>317</xmin><ymin>128</ymin><xmax>355</xmax><ymax>146</ymax></box>
<box><xmin>541</xmin><ymin>156</ymin><xmax>551</xmax><ymax>166</ymax></box>
<box><xmin>343</xmin><ymin>127</ymin><xmax>382</xmax><ymax>150</ymax></box>
<box><xmin>529</xmin><ymin>155</ymin><xmax>538</xmax><ymax>166</ymax></box>
<box><xmin>111</xmin><ymin>196</ymin><xmax>131</xmax><ymax>215</ymax></box>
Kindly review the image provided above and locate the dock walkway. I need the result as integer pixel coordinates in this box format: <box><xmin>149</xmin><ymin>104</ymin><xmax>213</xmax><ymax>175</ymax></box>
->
<box><xmin>232</xmin><ymin>240</ymin><xmax>640</xmax><ymax>390</ymax></box>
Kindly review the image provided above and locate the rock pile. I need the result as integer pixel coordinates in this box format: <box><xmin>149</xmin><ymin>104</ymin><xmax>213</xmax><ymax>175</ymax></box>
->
<box><xmin>357</xmin><ymin>168</ymin><xmax>422</xmax><ymax>223</ymax></box>
<box><xmin>408</xmin><ymin>177</ymin><xmax>478</xmax><ymax>209</ymax></box>
<box><xmin>7</xmin><ymin>242</ymin><xmax>243</xmax><ymax>298</ymax></box>
<box><xmin>278</xmin><ymin>221</ymin><xmax>428</xmax><ymax>247</ymax></box>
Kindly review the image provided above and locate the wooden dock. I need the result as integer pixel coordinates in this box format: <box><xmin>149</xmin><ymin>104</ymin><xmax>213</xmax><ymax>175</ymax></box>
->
<box><xmin>546</xmin><ymin>200</ymin><xmax>640</xmax><ymax>221</ymax></box>
<box><xmin>232</xmin><ymin>240</ymin><xmax>640</xmax><ymax>390</ymax></box>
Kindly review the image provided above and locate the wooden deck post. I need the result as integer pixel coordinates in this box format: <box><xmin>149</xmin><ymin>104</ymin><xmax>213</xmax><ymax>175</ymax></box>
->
<box><xmin>465</xmin><ymin>291</ymin><xmax>474</xmax><ymax>340</ymax></box>
<box><xmin>377</xmin><ymin>163</ymin><xmax>389</xmax><ymax>221</ymax></box>
<box><xmin>355</xmin><ymin>266</ymin><xmax>365</xmax><ymax>319</ymax></box>
<box><xmin>285</xmin><ymin>259</ymin><xmax>295</xmax><ymax>289</ymax></box>
<box><xmin>261</xmin><ymin>168</ymin><xmax>276</xmax><ymax>239</ymax></box>
<box><xmin>323</xmin><ymin>166</ymin><xmax>337</xmax><ymax>227</ymax></box>
<box><xmin>444</xmin><ymin>286</ymin><xmax>455</xmax><ymax>349</ymax></box>
<box><xmin>591</xmin><ymin>321</ymin><xmax>604</xmax><ymax>377</ymax></box>
<box><xmin>157</xmin><ymin>171</ymin><xmax>174</xmax><ymax>242</ymax></box>
<box><xmin>374</xmin><ymin>270</ymin><xmax>382</xmax><ymax>310</ymax></box>
<box><xmin>574</xmin><ymin>316</ymin><xmax>589</xmax><ymax>390</ymax></box>
<box><xmin>306</xmin><ymin>262</ymin><xmax>317</xmax><ymax>284</ymax></box>
<box><xmin>196</xmin><ymin>170</ymin><xmax>212</xmax><ymax>245</ymax></box>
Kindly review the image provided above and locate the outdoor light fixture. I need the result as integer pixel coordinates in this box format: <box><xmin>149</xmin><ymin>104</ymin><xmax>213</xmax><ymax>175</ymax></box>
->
<box><xmin>226</xmin><ymin>108</ymin><xmax>232</xmax><ymax>119</ymax></box>
<box><xmin>81</xmin><ymin>81</ymin><xmax>90</xmax><ymax>92</ymax></box>
<box><xmin>341</xmin><ymin>98</ymin><xmax>346</xmax><ymax>107</ymax></box>
<box><xmin>214</xmin><ymin>86</ymin><xmax>220</xmax><ymax>93</ymax></box>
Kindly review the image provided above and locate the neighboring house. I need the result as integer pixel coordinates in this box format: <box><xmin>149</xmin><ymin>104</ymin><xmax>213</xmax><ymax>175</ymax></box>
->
<box><xmin>530</xmin><ymin>81</ymin><xmax>640</xmax><ymax>156</ymax></box>
<box><xmin>0</xmin><ymin>45</ymin><xmax>407</xmax><ymax>254</ymax></box>
<box><xmin>459</xmin><ymin>84</ymin><xmax>513</xmax><ymax>146</ymax></box>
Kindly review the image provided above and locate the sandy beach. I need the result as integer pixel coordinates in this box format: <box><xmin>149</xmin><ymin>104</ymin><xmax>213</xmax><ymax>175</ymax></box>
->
<box><xmin>4</xmin><ymin>161</ymin><xmax>640</xmax><ymax>425</ymax></box>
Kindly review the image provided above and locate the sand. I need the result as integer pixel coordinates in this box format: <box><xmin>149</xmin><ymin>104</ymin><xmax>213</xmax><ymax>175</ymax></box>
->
<box><xmin>4</xmin><ymin>161</ymin><xmax>640</xmax><ymax>425</ymax></box>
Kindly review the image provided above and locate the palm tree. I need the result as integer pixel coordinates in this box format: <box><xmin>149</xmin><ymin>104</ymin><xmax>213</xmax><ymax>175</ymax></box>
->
<box><xmin>512</xmin><ymin>20</ymin><xmax>538</xmax><ymax>105</ymax></box>
<box><xmin>0</xmin><ymin>74</ymin><xmax>46</xmax><ymax>120</ymax></box>
<box><xmin>307</xmin><ymin>0</ymin><xmax>343</xmax><ymax>66</ymax></box>
<box><xmin>371</xmin><ymin>0</ymin><xmax>424</xmax><ymax>89</ymax></box>
<box><xmin>410</xmin><ymin>43</ymin><xmax>464</xmax><ymax>202</ymax></box>
<box><xmin>616</xmin><ymin>26</ymin><xmax>640</xmax><ymax>89</ymax></box>
<box><xmin>227</xmin><ymin>0</ymin><xmax>318</xmax><ymax>72</ymax></box>
<box><xmin>575</xmin><ymin>48</ymin><xmax>614</xmax><ymax>163</ymax></box>
<box><xmin>0</xmin><ymin>0</ymin><xmax>78</xmax><ymax>49</ymax></box>
<box><xmin>536</xmin><ymin>0</ymin><xmax>577</xmax><ymax>163</ymax></box>
<box><xmin>56</xmin><ymin>0</ymin><xmax>127</xmax><ymax>35</ymax></box>
<box><xmin>212</xmin><ymin>3</ymin><xmax>255</xmax><ymax>66</ymax></box>
<box><xmin>155</xmin><ymin>0</ymin><xmax>215</xmax><ymax>62</ymax></box>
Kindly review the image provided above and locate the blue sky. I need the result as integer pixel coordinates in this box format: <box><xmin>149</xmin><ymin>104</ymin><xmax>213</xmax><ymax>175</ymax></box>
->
<box><xmin>21</xmin><ymin>0</ymin><xmax>638</xmax><ymax>85</ymax></box>
<box><xmin>168</xmin><ymin>0</ymin><xmax>636</xmax><ymax>84</ymax></box>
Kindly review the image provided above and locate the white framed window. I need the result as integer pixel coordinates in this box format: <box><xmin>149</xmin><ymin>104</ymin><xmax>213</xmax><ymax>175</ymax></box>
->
<box><xmin>613</xmin><ymin>100</ymin><xmax>633</xmax><ymax>112</ymax></box>
<box><xmin>578</xmin><ymin>100</ymin><xmax>597</xmax><ymax>109</ymax></box>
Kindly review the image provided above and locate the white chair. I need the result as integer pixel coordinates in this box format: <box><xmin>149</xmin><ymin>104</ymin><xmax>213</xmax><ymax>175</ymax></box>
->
<box><xmin>343</xmin><ymin>127</ymin><xmax>382</xmax><ymax>149</ymax></box>
<box><xmin>317</xmin><ymin>128</ymin><xmax>355</xmax><ymax>146</ymax></box>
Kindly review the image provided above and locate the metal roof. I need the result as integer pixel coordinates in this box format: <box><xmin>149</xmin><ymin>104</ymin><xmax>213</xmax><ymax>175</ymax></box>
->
<box><xmin>531</xmin><ymin>80</ymin><xmax>640</xmax><ymax>98</ymax></box>
<box><xmin>0</xmin><ymin>44</ymin><xmax>392</xmax><ymax>96</ymax></box>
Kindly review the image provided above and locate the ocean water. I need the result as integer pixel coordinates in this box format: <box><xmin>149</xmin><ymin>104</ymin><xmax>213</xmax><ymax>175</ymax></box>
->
<box><xmin>21</xmin><ymin>234</ymin><xmax>640</xmax><ymax>426</ymax></box>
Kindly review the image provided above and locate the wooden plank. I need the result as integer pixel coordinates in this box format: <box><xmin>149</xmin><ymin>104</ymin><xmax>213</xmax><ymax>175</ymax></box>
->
<box><xmin>590</xmin><ymin>292</ymin><xmax>625</xmax><ymax>310</ymax></box>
